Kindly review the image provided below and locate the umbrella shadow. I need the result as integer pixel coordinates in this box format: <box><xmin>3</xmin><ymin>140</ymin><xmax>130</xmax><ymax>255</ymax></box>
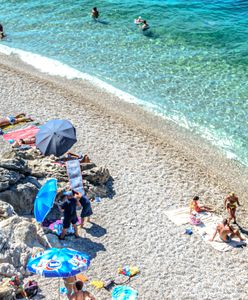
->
<box><xmin>85</xmin><ymin>222</ymin><xmax>107</xmax><ymax>238</ymax></box>
<box><xmin>66</xmin><ymin>236</ymin><xmax>106</xmax><ymax>260</ymax></box>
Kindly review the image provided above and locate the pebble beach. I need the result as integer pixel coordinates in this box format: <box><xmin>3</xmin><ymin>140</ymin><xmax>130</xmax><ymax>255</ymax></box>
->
<box><xmin>0</xmin><ymin>53</ymin><xmax>248</xmax><ymax>299</ymax></box>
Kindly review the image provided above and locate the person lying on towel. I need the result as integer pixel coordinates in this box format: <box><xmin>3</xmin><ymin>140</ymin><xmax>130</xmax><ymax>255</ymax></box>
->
<box><xmin>189</xmin><ymin>195</ymin><xmax>214</xmax><ymax>214</ymax></box>
<box><xmin>11</xmin><ymin>137</ymin><xmax>36</xmax><ymax>148</ymax></box>
<box><xmin>210</xmin><ymin>218</ymin><xmax>245</xmax><ymax>243</ymax></box>
<box><xmin>0</xmin><ymin>113</ymin><xmax>33</xmax><ymax>128</ymax></box>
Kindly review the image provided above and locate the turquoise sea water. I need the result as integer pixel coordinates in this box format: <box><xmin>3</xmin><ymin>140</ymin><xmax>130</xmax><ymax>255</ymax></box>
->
<box><xmin>0</xmin><ymin>1</ymin><xmax>248</xmax><ymax>164</ymax></box>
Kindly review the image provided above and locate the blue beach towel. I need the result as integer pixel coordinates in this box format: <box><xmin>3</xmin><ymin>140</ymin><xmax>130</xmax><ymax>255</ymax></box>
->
<box><xmin>112</xmin><ymin>286</ymin><xmax>138</xmax><ymax>300</ymax></box>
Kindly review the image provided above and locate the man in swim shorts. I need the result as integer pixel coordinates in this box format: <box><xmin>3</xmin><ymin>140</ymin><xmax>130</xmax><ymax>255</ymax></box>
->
<box><xmin>210</xmin><ymin>218</ymin><xmax>245</xmax><ymax>242</ymax></box>
<box><xmin>0</xmin><ymin>113</ymin><xmax>33</xmax><ymax>128</ymax></box>
<box><xmin>224</xmin><ymin>192</ymin><xmax>241</xmax><ymax>224</ymax></box>
<box><xmin>69</xmin><ymin>280</ymin><xmax>96</xmax><ymax>300</ymax></box>
<box><xmin>59</xmin><ymin>190</ymin><xmax>80</xmax><ymax>240</ymax></box>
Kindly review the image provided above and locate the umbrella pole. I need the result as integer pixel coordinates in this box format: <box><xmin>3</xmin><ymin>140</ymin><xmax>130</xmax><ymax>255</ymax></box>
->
<box><xmin>59</xmin><ymin>277</ymin><xmax>60</xmax><ymax>300</ymax></box>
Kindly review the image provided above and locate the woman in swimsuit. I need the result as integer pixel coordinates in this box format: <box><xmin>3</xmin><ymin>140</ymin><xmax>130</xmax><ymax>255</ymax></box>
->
<box><xmin>210</xmin><ymin>218</ymin><xmax>245</xmax><ymax>242</ymax></box>
<box><xmin>189</xmin><ymin>196</ymin><xmax>214</xmax><ymax>214</ymax></box>
<box><xmin>0</xmin><ymin>113</ymin><xmax>33</xmax><ymax>128</ymax></box>
<box><xmin>63</xmin><ymin>276</ymin><xmax>77</xmax><ymax>299</ymax></box>
<box><xmin>224</xmin><ymin>192</ymin><xmax>241</xmax><ymax>224</ymax></box>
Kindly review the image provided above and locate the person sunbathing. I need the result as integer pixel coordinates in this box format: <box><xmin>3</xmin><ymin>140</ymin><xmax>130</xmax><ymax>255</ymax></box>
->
<box><xmin>189</xmin><ymin>196</ymin><xmax>214</xmax><ymax>214</ymax></box>
<box><xmin>224</xmin><ymin>192</ymin><xmax>240</xmax><ymax>224</ymax></box>
<box><xmin>0</xmin><ymin>113</ymin><xmax>33</xmax><ymax>128</ymax></box>
<box><xmin>210</xmin><ymin>218</ymin><xmax>245</xmax><ymax>242</ymax></box>
<box><xmin>12</xmin><ymin>137</ymin><xmax>36</xmax><ymax>148</ymax></box>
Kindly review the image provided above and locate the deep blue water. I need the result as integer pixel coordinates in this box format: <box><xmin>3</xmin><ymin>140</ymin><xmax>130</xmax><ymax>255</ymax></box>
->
<box><xmin>0</xmin><ymin>0</ymin><xmax>248</xmax><ymax>164</ymax></box>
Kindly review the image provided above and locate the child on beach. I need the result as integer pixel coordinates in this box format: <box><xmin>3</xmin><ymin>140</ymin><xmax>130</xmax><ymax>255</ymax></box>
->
<box><xmin>189</xmin><ymin>196</ymin><xmax>214</xmax><ymax>214</ymax></box>
<box><xmin>224</xmin><ymin>192</ymin><xmax>241</xmax><ymax>224</ymax></box>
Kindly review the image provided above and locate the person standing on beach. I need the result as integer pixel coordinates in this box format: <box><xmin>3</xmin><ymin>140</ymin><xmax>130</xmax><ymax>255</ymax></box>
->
<box><xmin>59</xmin><ymin>190</ymin><xmax>80</xmax><ymax>240</ymax></box>
<box><xmin>210</xmin><ymin>218</ymin><xmax>245</xmax><ymax>242</ymax></box>
<box><xmin>91</xmin><ymin>7</ymin><xmax>99</xmax><ymax>20</ymax></box>
<box><xmin>78</xmin><ymin>193</ymin><xmax>93</xmax><ymax>228</ymax></box>
<box><xmin>224</xmin><ymin>192</ymin><xmax>241</xmax><ymax>224</ymax></box>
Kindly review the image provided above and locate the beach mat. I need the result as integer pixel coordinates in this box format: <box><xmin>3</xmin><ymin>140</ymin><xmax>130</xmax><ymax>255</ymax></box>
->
<box><xmin>164</xmin><ymin>207</ymin><xmax>211</xmax><ymax>226</ymax></box>
<box><xmin>195</xmin><ymin>215</ymin><xmax>246</xmax><ymax>252</ymax></box>
<box><xmin>66</xmin><ymin>159</ymin><xmax>85</xmax><ymax>195</ymax></box>
<box><xmin>3</xmin><ymin>125</ymin><xmax>39</xmax><ymax>145</ymax></box>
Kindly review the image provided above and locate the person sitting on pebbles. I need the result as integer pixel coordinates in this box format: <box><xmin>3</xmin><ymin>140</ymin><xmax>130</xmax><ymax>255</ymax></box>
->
<box><xmin>189</xmin><ymin>195</ymin><xmax>214</xmax><ymax>214</ymax></box>
<box><xmin>210</xmin><ymin>218</ymin><xmax>245</xmax><ymax>243</ymax></box>
<box><xmin>0</xmin><ymin>113</ymin><xmax>33</xmax><ymax>128</ymax></box>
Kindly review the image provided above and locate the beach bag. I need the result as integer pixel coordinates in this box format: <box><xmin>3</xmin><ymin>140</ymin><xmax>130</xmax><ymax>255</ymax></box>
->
<box><xmin>189</xmin><ymin>214</ymin><xmax>201</xmax><ymax>225</ymax></box>
<box><xmin>24</xmin><ymin>280</ymin><xmax>39</xmax><ymax>298</ymax></box>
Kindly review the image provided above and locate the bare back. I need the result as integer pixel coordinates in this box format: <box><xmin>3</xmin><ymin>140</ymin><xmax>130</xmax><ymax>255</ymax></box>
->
<box><xmin>70</xmin><ymin>291</ymin><xmax>95</xmax><ymax>300</ymax></box>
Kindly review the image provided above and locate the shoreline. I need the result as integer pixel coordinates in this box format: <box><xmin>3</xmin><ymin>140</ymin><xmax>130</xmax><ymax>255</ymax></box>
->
<box><xmin>1</xmin><ymin>52</ymin><xmax>248</xmax><ymax>299</ymax></box>
<box><xmin>0</xmin><ymin>52</ymin><xmax>248</xmax><ymax>203</ymax></box>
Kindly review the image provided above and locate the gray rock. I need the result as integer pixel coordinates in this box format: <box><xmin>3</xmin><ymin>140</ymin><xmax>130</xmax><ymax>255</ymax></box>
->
<box><xmin>83</xmin><ymin>167</ymin><xmax>110</xmax><ymax>185</ymax></box>
<box><xmin>0</xmin><ymin>151</ymin><xmax>30</xmax><ymax>174</ymax></box>
<box><xmin>0</xmin><ymin>167</ymin><xmax>22</xmax><ymax>192</ymax></box>
<box><xmin>0</xmin><ymin>182</ymin><xmax>38</xmax><ymax>214</ymax></box>
<box><xmin>0</xmin><ymin>216</ymin><xmax>46</xmax><ymax>276</ymax></box>
<box><xmin>0</xmin><ymin>200</ymin><xmax>15</xmax><ymax>221</ymax></box>
<box><xmin>0</xmin><ymin>284</ymin><xmax>15</xmax><ymax>300</ymax></box>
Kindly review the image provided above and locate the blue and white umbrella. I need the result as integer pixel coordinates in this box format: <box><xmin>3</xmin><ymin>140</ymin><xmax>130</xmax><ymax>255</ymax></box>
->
<box><xmin>112</xmin><ymin>286</ymin><xmax>138</xmax><ymax>300</ymax></box>
<box><xmin>27</xmin><ymin>248</ymin><xmax>90</xmax><ymax>278</ymax></box>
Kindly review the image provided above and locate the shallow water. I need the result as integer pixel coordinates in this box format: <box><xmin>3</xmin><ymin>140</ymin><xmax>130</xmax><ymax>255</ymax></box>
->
<box><xmin>0</xmin><ymin>0</ymin><xmax>248</xmax><ymax>164</ymax></box>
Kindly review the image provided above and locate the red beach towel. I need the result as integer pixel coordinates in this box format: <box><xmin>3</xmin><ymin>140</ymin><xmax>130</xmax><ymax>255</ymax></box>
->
<box><xmin>3</xmin><ymin>125</ymin><xmax>39</xmax><ymax>145</ymax></box>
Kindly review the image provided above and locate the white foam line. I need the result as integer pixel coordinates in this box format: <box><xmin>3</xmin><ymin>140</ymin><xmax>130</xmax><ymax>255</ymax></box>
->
<box><xmin>0</xmin><ymin>44</ymin><xmax>244</xmax><ymax>165</ymax></box>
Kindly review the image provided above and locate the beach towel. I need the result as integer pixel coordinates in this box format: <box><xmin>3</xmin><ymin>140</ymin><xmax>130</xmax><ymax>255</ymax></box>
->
<box><xmin>194</xmin><ymin>215</ymin><xmax>246</xmax><ymax>252</ymax></box>
<box><xmin>3</xmin><ymin>125</ymin><xmax>39</xmax><ymax>145</ymax></box>
<box><xmin>66</xmin><ymin>159</ymin><xmax>85</xmax><ymax>195</ymax></box>
<box><xmin>164</xmin><ymin>207</ymin><xmax>211</xmax><ymax>226</ymax></box>
<box><xmin>49</xmin><ymin>218</ymin><xmax>81</xmax><ymax>235</ymax></box>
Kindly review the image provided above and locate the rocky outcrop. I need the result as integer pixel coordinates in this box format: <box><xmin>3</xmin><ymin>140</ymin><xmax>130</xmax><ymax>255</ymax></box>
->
<box><xmin>0</xmin><ymin>200</ymin><xmax>15</xmax><ymax>221</ymax></box>
<box><xmin>0</xmin><ymin>149</ymin><xmax>112</xmax><ymax>215</ymax></box>
<box><xmin>0</xmin><ymin>216</ymin><xmax>47</xmax><ymax>278</ymax></box>
<box><xmin>0</xmin><ymin>148</ymin><xmax>113</xmax><ymax>287</ymax></box>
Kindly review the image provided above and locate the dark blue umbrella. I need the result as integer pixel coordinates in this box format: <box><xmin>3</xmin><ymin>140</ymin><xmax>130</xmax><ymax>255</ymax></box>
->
<box><xmin>27</xmin><ymin>248</ymin><xmax>90</xmax><ymax>278</ymax></box>
<box><xmin>36</xmin><ymin>119</ymin><xmax>77</xmax><ymax>157</ymax></box>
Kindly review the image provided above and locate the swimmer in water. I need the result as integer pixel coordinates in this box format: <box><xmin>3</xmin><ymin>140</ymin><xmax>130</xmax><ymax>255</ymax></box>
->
<box><xmin>141</xmin><ymin>20</ymin><xmax>149</xmax><ymax>31</ymax></box>
<box><xmin>135</xmin><ymin>16</ymin><xmax>144</xmax><ymax>24</ymax></box>
<box><xmin>91</xmin><ymin>7</ymin><xmax>99</xmax><ymax>20</ymax></box>
<box><xmin>0</xmin><ymin>24</ymin><xmax>6</xmax><ymax>39</ymax></box>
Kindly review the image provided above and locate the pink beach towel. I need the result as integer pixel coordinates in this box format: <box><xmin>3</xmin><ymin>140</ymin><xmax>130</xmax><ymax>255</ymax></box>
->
<box><xmin>3</xmin><ymin>125</ymin><xmax>39</xmax><ymax>145</ymax></box>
